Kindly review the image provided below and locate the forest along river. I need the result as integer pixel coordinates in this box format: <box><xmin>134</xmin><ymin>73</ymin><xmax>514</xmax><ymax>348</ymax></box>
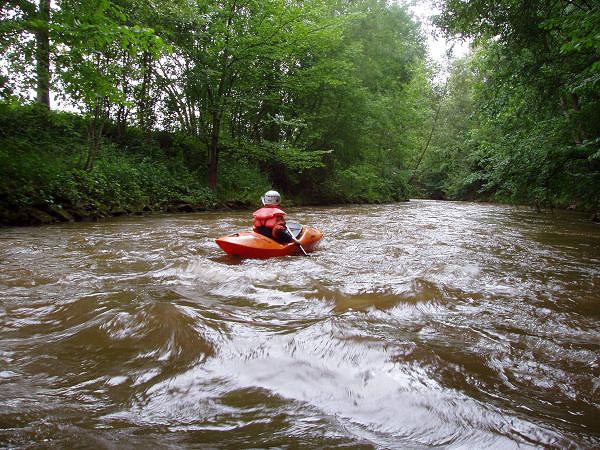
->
<box><xmin>0</xmin><ymin>200</ymin><xmax>598</xmax><ymax>449</ymax></box>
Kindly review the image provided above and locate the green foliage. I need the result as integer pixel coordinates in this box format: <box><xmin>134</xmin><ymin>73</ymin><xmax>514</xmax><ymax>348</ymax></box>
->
<box><xmin>216</xmin><ymin>158</ymin><xmax>271</xmax><ymax>206</ymax></box>
<box><xmin>1</xmin><ymin>0</ymin><xmax>433</xmax><ymax>224</ymax></box>
<box><xmin>52</xmin><ymin>0</ymin><xmax>166</xmax><ymax>108</ymax></box>
<box><xmin>416</xmin><ymin>0</ymin><xmax>600</xmax><ymax>211</ymax></box>
<box><xmin>318</xmin><ymin>164</ymin><xmax>409</xmax><ymax>204</ymax></box>
<box><xmin>230</xmin><ymin>140</ymin><xmax>329</xmax><ymax>172</ymax></box>
<box><xmin>0</xmin><ymin>141</ymin><xmax>217</xmax><ymax>220</ymax></box>
<box><xmin>542</xmin><ymin>5</ymin><xmax>600</xmax><ymax>91</ymax></box>
<box><xmin>276</xmin><ymin>0</ymin><xmax>426</xmax><ymax>203</ymax></box>
<box><xmin>0</xmin><ymin>104</ymin><xmax>216</xmax><ymax>224</ymax></box>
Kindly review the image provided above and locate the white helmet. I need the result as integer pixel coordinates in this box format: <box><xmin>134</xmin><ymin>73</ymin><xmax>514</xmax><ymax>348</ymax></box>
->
<box><xmin>261</xmin><ymin>190</ymin><xmax>281</xmax><ymax>205</ymax></box>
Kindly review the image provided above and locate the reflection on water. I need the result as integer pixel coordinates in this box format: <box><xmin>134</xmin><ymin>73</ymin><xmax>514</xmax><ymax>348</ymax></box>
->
<box><xmin>1</xmin><ymin>201</ymin><xmax>599</xmax><ymax>449</ymax></box>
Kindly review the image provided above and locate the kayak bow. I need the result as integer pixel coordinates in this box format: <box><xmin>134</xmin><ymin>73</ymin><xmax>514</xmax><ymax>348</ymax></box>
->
<box><xmin>215</xmin><ymin>223</ymin><xmax>323</xmax><ymax>258</ymax></box>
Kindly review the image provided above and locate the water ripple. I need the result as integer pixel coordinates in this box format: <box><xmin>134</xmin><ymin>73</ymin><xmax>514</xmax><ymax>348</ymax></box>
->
<box><xmin>1</xmin><ymin>201</ymin><xmax>598</xmax><ymax>448</ymax></box>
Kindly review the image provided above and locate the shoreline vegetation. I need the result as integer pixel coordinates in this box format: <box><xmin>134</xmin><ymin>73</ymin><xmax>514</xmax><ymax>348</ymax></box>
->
<box><xmin>2</xmin><ymin>1</ymin><xmax>598</xmax><ymax>227</ymax></box>
<box><xmin>1</xmin><ymin>103</ymin><xmax>412</xmax><ymax>227</ymax></box>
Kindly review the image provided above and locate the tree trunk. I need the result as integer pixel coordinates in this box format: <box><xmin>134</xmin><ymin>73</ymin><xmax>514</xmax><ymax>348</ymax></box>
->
<box><xmin>35</xmin><ymin>0</ymin><xmax>51</xmax><ymax>108</ymax></box>
<box><xmin>410</xmin><ymin>83</ymin><xmax>447</xmax><ymax>184</ymax></box>
<box><xmin>116</xmin><ymin>103</ymin><xmax>127</xmax><ymax>141</ymax></box>
<box><xmin>207</xmin><ymin>111</ymin><xmax>221</xmax><ymax>191</ymax></box>
<box><xmin>116</xmin><ymin>50</ymin><xmax>131</xmax><ymax>141</ymax></box>
<box><xmin>560</xmin><ymin>93</ymin><xmax>586</xmax><ymax>144</ymax></box>
<box><xmin>138</xmin><ymin>51</ymin><xmax>154</xmax><ymax>134</ymax></box>
<box><xmin>206</xmin><ymin>58</ymin><xmax>232</xmax><ymax>191</ymax></box>
<box><xmin>85</xmin><ymin>97</ymin><xmax>104</xmax><ymax>171</ymax></box>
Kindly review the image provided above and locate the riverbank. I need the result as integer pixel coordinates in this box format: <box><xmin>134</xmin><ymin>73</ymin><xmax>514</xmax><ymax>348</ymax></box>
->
<box><xmin>4</xmin><ymin>104</ymin><xmax>596</xmax><ymax>228</ymax></box>
<box><xmin>1</xmin><ymin>103</ymin><xmax>411</xmax><ymax>226</ymax></box>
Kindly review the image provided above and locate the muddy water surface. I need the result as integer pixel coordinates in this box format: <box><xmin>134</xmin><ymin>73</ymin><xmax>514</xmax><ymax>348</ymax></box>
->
<box><xmin>1</xmin><ymin>200</ymin><xmax>599</xmax><ymax>449</ymax></box>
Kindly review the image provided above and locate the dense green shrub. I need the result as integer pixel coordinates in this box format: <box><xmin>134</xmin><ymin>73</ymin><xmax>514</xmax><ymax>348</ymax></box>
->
<box><xmin>319</xmin><ymin>164</ymin><xmax>409</xmax><ymax>204</ymax></box>
<box><xmin>0</xmin><ymin>105</ymin><xmax>217</xmax><ymax>224</ymax></box>
<box><xmin>0</xmin><ymin>99</ymin><xmax>414</xmax><ymax>225</ymax></box>
<box><xmin>216</xmin><ymin>156</ymin><xmax>272</xmax><ymax>206</ymax></box>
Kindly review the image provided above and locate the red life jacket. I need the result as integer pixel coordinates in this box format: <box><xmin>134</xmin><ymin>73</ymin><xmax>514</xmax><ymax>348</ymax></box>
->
<box><xmin>253</xmin><ymin>206</ymin><xmax>286</xmax><ymax>229</ymax></box>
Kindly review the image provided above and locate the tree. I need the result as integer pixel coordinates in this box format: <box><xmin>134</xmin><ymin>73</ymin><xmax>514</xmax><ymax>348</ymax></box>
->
<box><xmin>1</xmin><ymin>0</ymin><xmax>435</xmax><ymax>209</ymax></box>
<box><xmin>53</xmin><ymin>0</ymin><xmax>164</xmax><ymax>168</ymax></box>
<box><xmin>1</xmin><ymin>0</ymin><xmax>51</xmax><ymax>107</ymax></box>
<box><xmin>427</xmin><ymin>0</ymin><xmax>600</xmax><ymax>209</ymax></box>
<box><xmin>288</xmin><ymin>0</ymin><xmax>427</xmax><ymax>202</ymax></box>
<box><xmin>34</xmin><ymin>0</ymin><xmax>50</xmax><ymax>107</ymax></box>
<box><xmin>151</xmin><ymin>0</ymin><xmax>345</xmax><ymax>191</ymax></box>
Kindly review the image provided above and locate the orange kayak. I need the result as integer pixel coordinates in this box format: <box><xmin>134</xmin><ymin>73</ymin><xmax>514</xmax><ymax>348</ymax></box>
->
<box><xmin>215</xmin><ymin>223</ymin><xmax>323</xmax><ymax>258</ymax></box>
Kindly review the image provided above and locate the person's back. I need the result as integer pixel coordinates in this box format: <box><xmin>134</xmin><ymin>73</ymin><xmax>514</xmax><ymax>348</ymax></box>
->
<box><xmin>252</xmin><ymin>190</ymin><xmax>292</xmax><ymax>243</ymax></box>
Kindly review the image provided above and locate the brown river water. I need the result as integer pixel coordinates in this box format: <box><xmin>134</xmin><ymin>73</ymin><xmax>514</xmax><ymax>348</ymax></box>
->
<box><xmin>1</xmin><ymin>200</ymin><xmax>599</xmax><ymax>449</ymax></box>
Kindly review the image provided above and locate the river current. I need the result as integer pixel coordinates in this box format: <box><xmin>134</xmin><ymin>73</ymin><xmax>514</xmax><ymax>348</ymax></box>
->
<box><xmin>1</xmin><ymin>200</ymin><xmax>598</xmax><ymax>449</ymax></box>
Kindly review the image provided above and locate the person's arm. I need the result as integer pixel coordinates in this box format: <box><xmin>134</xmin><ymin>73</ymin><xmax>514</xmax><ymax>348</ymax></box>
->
<box><xmin>272</xmin><ymin>216</ymin><xmax>291</xmax><ymax>241</ymax></box>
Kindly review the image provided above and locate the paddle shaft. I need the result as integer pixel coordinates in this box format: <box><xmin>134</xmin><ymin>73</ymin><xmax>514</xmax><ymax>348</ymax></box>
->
<box><xmin>286</xmin><ymin>225</ymin><xmax>309</xmax><ymax>256</ymax></box>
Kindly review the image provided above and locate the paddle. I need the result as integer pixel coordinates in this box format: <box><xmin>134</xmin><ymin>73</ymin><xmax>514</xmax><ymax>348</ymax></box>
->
<box><xmin>286</xmin><ymin>224</ymin><xmax>309</xmax><ymax>257</ymax></box>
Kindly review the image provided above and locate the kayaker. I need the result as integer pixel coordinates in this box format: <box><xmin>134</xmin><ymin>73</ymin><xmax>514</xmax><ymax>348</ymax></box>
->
<box><xmin>253</xmin><ymin>190</ymin><xmax>293</xmax><ymax>243</ymax></box>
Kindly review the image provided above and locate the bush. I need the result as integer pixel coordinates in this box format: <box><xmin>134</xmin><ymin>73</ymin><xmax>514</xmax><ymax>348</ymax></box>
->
<box><xmin>0</xmin><ymin>104</ymin><xmax>218</xmax><ymax>224</ymax></box>
<box><xmin>217</xmin><ymin>157</ymin><xmax>271</xmax><ymax>206</ymax></box>
<box><xmin>319</xmin><ymin>164</ymin><xmax>409</xmax><ymax>204</ymax></box>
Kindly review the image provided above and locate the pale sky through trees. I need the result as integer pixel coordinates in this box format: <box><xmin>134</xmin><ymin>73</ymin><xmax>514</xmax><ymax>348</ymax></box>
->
<box><xmin>405</xmin><ymin>0</ymin><xmax>470</xmax><ymax>68</ymax></box>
